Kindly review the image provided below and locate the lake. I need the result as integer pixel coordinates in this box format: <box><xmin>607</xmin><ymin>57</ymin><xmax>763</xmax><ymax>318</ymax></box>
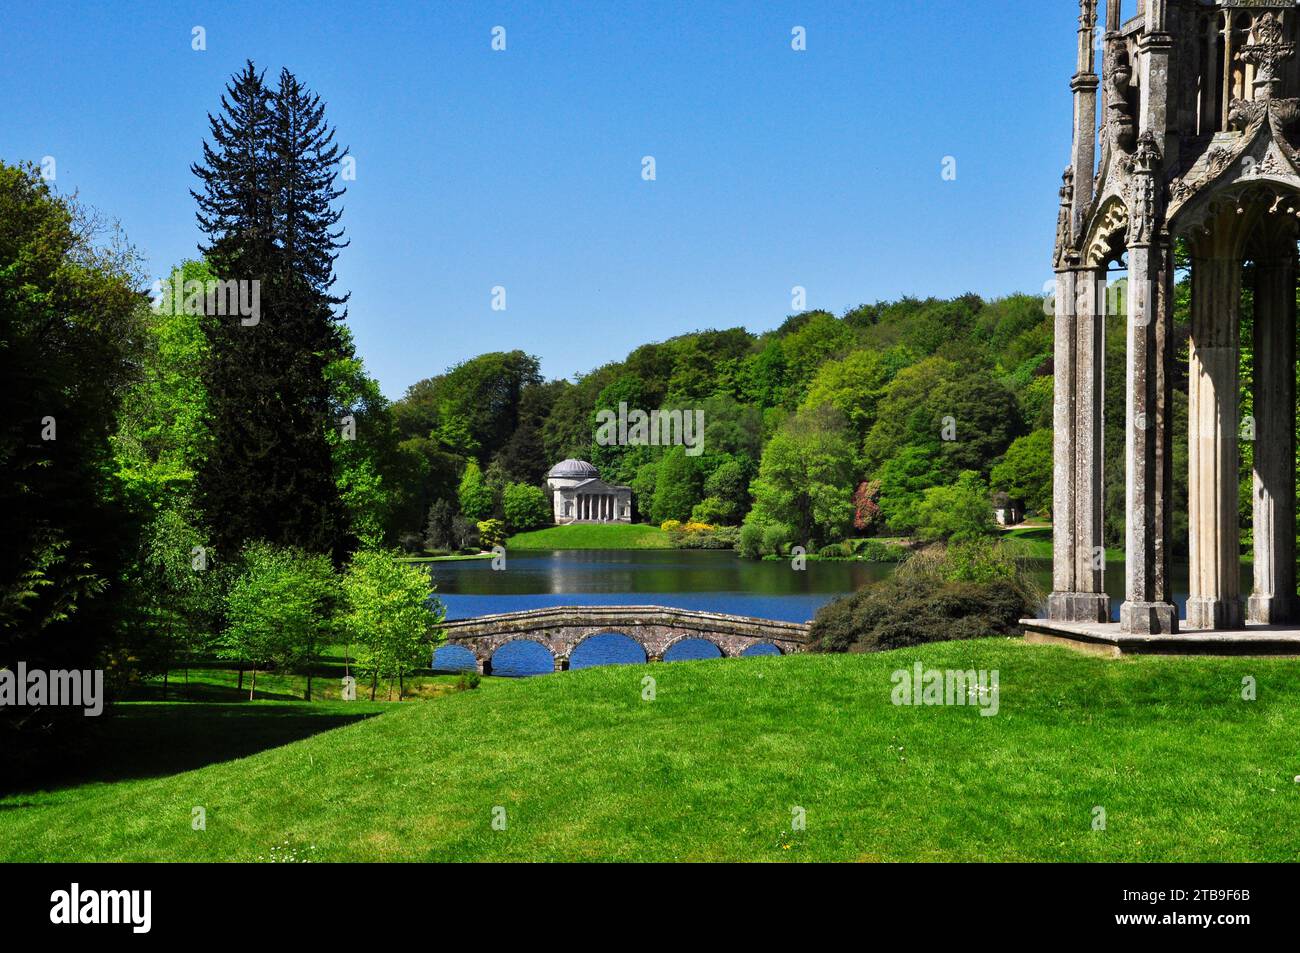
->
<box><xmin>427</xmin><ymin>548</ymin><xmax>1250</xmax><ymax>675</ymax></box>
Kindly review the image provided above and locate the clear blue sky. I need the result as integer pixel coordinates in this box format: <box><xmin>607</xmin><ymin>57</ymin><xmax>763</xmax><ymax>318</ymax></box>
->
<box><xmin>1</xmin><ymin>0</ymin><xmax>1096</xmax><ymax>399</ymax></box>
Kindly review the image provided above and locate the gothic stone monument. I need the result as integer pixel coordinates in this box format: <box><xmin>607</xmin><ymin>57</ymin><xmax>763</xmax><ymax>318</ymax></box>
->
<box><xmin>1047</xmin><ymin>1</ymin><xmax>1298</xmax><ymax>638</ymax></box>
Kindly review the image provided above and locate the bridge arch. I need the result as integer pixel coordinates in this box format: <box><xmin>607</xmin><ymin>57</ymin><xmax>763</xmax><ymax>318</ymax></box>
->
<box><xmin>663</xmin><ymin>637</ymin><xmax>724</xmax><ymax>662</ymax></box>
<box><xmin>487</xmin><ymin>637</ymin><xmax>555</xmax><ymax>677</ymax></box>
<box><xmin>569</xmin><ymin>631</ymin><xmax>647</xmax><ymax>670</ymax></box>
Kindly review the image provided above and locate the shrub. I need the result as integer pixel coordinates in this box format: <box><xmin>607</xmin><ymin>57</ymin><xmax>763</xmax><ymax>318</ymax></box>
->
<box><xmin>456</xmin><ymin>671</ymin><xmax>481</xmax><ymax>691</ymax></box>
<box><xmin>476</xmin><ymin>519</ymin><xmax>507</xmax><ymax>549</ymax></box>
<box><xmin>502</xmin><ymin>483</ymin><xmax>552</xmax><ymax>533</ymax></box>
<box><xmin>914</xmin><ymin>471</ymin><xmax>997</xmax><ymax>543</ymax></box>
<box><xmin>739</xmin><ymin>522</ymin><xmax>764</xmax><ymax>559</ymax></box>
<box><xmin>660</xmin><ymin>519</ymin><xmax>683</xmax><ymax>533</ymax></box>
<box><xmin>670</xmin><ymin>525</ymin><xmax>740</xmax><ymax>550</ymax></box>
<box><xmin>761</xmin><ymin>522</ymin><xmax>791</xmax><ymax>557</ymax></box>
<box><xmin>810</xmin><ymin>543</ymin><xmax>1040</xmax><ymax>654</ymax></box>
<box><xmin>818</xmin><ymin>542</ymin><xmax>852</xmax><ymax>559</ymax></box>
<box><xmin>855</xmin><ymin>539</ymin><xmax>909</xmax><ymax>562</ymax></box>
<box><xmin>691</xmin><ymin>495</ymin><xmax>738</xmax><ymax>526</ymax></box>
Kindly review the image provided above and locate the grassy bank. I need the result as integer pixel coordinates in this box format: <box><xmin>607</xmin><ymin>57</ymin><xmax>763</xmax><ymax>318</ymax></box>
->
<box><xmin>4</xmin><ymin>640</ymin><xmax>1298</xmax><ymax>861</ymax></box>
<box><xmin>507</xmin><ymin>523</ymin><xmax>672</xmax><ymax>550</ymax></box>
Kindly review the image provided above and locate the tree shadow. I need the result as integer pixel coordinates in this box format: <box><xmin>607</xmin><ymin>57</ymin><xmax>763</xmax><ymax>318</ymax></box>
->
<box><xmin>4</xmin><ymin>703</ymin><xmax>379</xmax><ymax>795</ymax></box>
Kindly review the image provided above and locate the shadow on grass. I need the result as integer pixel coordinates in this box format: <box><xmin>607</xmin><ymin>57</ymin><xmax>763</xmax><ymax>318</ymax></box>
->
<box><xmin>4</xmin><ymin>703</ymin><xmax>380</xmax><ymax>795</ymax></box>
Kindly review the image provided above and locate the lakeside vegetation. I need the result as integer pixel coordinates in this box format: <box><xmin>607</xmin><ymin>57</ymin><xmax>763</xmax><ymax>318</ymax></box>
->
<box><xmin>4</xmin><ymin>640</ymin><xmax>1298</xmax><ymax>862</ymax></box>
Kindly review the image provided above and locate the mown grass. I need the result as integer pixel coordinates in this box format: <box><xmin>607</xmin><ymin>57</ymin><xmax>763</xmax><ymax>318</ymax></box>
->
<box><xmin>507</xmin><ymin>523</ymin><xmax>672</xmax><ymax>550</ymax></box>
<box><xmin>2</xmin><ymin>640</ymin><xmax>1298</xmax><ymax>862</ymax></box>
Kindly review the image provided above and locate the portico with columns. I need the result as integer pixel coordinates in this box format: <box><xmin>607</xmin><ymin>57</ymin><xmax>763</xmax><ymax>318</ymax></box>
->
<box><xmin>1026</xmin><ymin>1</ymin><xmax>1300</xmax><ymax>654</ymax></box>
<box><xmin>545</xmin><ymin>459</ymin><xmax>633</xmax><ymax>525</ymax></box>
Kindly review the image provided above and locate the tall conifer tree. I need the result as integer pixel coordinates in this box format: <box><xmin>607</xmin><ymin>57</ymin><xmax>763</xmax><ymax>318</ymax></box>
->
<box><xmin>190</xmin><ymin>62</ymin><xmax>350</xmax><ymax>561</ymax></box>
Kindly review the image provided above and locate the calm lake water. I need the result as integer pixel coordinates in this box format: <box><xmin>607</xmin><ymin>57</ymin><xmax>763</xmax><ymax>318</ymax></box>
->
<box><xmin>428</xmin><ymin>548</ymin><xmax>1249</xmax><ymax>676</ymax></box>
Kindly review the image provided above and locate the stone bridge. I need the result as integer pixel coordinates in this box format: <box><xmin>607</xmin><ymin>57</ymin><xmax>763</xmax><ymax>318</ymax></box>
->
<box><xmin>440</xmin><ymin>605</ymin><xmax>812</xmax><ymax>674</ymax></box>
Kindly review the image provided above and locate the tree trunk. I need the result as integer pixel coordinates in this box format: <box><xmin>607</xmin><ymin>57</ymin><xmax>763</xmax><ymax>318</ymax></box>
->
<box><xmin>305</xmin><ymin>670</ymin><xmax>313</xmax><ymax>702</ymax></box>
<box><xmin>249</xmin><ymin>667</ymin><xmax>256</xmax><ymax>702</ymax></box>
<box><xmin>398</xmin><ymin>670</ymin><xmax>404</xmax><ymax>700</ymax></box>
<box><xmin>162</xmin><ymin>667</ymin><xmax>169</xmax><ymax>700</ymax></box>
<box><xmin>370</xmin><ymin>671</ymin><xmax>377</xmax><ymax>701</ymax></box>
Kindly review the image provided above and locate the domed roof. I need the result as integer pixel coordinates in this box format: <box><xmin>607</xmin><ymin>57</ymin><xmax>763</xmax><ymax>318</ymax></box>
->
<box><xmin>547</xmin><ymin>459</ymin><xmax>599</xmax><ymax>479</ymax></box>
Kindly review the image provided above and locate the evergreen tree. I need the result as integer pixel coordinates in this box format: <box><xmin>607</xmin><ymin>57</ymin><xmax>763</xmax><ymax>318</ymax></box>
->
<box><xmin>190</xmin><ymin>61</ymin><xmax>275</xmax><ymax>273</ymax></box>
<box><xmin>190</xmin><ymin>62</ymin><xmax>351</xmax><ymax>561</ymax></box>
<box><xmin>270</xmin><ymin>67</ymin><xmax>349</xmax><ymax>308</ymax></box>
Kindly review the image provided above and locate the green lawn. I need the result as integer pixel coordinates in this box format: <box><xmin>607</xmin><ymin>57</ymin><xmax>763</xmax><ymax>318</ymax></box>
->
<box><xmin>3</xmin><ymin>640</ymin><xmax>1298</xmax><ymax>861</ymax></box>
<box><xmin>507</xmin><ymin>522</ymin><xmax>672</xmax><ymax>550</ymax></box>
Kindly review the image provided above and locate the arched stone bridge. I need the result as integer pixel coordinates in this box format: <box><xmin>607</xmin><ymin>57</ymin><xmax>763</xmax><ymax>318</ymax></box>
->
<box><xmin>440</xmin><ymin>605</ymin><xmax>812</xmax><ymax>674</ymax></box>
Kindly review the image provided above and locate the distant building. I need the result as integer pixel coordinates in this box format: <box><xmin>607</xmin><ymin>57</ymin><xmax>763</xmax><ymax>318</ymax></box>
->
<box><xmin>546</xmin><ymin>460</ymin><xmax>633</xmax><ymax>524</ymax></box>
<box><xmin>992</xmin><ymin>492</ymin><xmax>1023</xmax><ymax>528</ymax></box>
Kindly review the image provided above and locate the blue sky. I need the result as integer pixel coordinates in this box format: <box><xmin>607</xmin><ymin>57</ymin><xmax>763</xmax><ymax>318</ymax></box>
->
<box><xmin>1</xmin><ymin>1</ymin><xmax>1097</xmax><ymax>399</ymax></box>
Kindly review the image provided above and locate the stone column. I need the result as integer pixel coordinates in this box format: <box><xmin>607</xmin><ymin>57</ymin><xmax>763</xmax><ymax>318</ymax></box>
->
<box><xmin>1186</xmin><ymin>256</ymin><xmax>1244</xmax><ymax>630</ymax></box>
<box><xmin>1120</xmin><ymin>139</ymin><xmax>1178</xmax><ymax>635</ymax></box>
<box><xmin>1048</xmin><ymin>267</ymin><xmax>1111</xmax><ymax>623</ymax></box>
<box><xmin>1249</xmin><ymin>254</ymin><xmax>1297</xmax><ymax>623</ymax></box>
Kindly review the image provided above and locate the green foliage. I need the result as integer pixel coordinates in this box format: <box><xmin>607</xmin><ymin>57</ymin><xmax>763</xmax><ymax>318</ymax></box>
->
<box><xmin>691</xmin><ymin>496</ymin><xmax>735</xmax><ymax>525</ymax></box>
<box><xmin>476</xmin><ymin>519</ymin><xmax>507</xmax><ymax>549</ymax></box>
<box><xmin>423</xmin><ymin>499</ymin><xmax>456</xmax><ymax>551</ymax></box>
<box><xmin>810</xmin><ymin>545</ymin><xmax>1038</xmax><ymax>654</ymax></box>
<box><xmin>875</xmin><ymin>446</ymin><xmax>951</xmax><ymax>534</ymax></box>
<box><xmin>651</xmin><ymin>446</ymin><xmax>703</xmax><ymax>524</ymax></box>
<box><xmin>915</xmin><ymin>471</ymin><xmax>997</xmax><ymax>543</ymax></box>
<box><xmin>502</xmin><ymin>483</ymin><xmax>552</xmax><ymax>532</ymax></box>
<box><xmin>219</xmin><ymin>543</ymin><xmax>337</xmax><ymax>699</ymax></box>
<box><xmin>854</xmin><ymin>539</ymin><xmax>909</xmax><ymax>562</ymax></box>
<box><xmin>930</xmin><ymin>375</ymin><xmax>1024</xmax><ymax>477</ymax></box>
<box><xmin>341</xmin><ymin>548</ymin><xmax>444</xmax><ymax>700</ymax></box>
<box><xmin>990</xmin><ymin>429</ymin><xmax>1054</xmax><ymax>516</ymax></box>
<box><xmin>325</xmin><ymin>335</ymin><xmax>403</xmax><ymax>544</ymax></box>
<box><xmin>457</xmin><ymin>461</ymin><xmax>496</xmax><ymax>521</ymax></box>
<box><xmin>0</xmin><ymin>161</ymin><xmax>145</xmax><ymax>779</ymax></box>
<box><xmin>738</xmin><ymin>522</ymin><xmax>765</xmax><ymax>559</ymax></box>
<box><xmin>748</xmin><ymin>404</ymin><xmax>857</xmax><ymax>544</ymax></box>
<box><xmin>861</xmin><ymin>357</ymin><xmax>957</xmax><ymax>472</ymax></box>
<box><xmin>940</xmin><ymin>539</ymin><xmax>1024</xmax><ymax>583</ymax></box>
<box><xmin>699</xmin><ymin>455</ymin><xmax>751</xmax><ymax>524</ymax></box>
